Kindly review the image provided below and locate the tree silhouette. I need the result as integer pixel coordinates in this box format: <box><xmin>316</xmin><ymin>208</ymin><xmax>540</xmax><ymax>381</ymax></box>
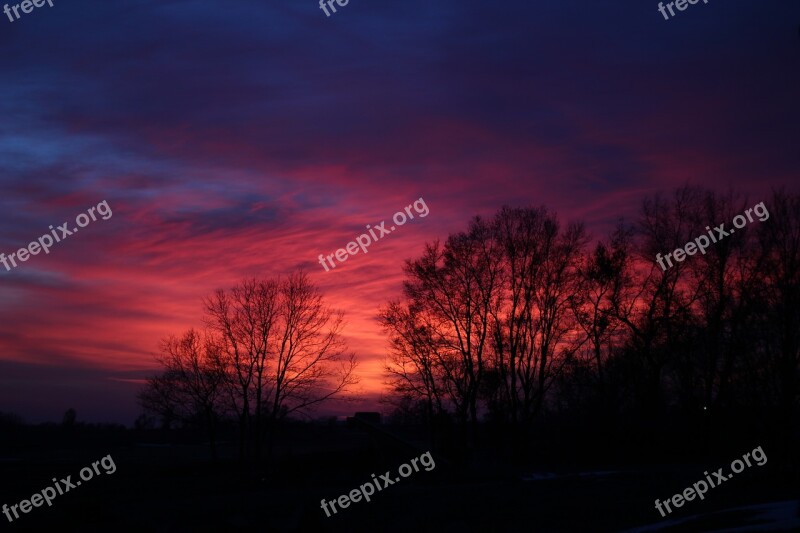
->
<box><xmin>141</xmin><ymin>272</ymin><xmax>358</xmax><ymax>464</ymax></box>
<box><xmin>383</xmin><ymin>187</ymin><xmax>800</xmax><ymax>459</ymax></box>
<box><xmin>203</xmin><ymin>271</ymin><xmax>357</xmax><ymax>463</ymax></box>
<box><xmin>139</xmin><ymin>329</ymin><xmax>226</xmax><ymax>458</ymax></box>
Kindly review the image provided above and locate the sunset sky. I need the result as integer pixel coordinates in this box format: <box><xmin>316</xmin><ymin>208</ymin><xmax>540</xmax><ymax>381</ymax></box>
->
<box><xmin>0</xmin><ymin>0</ymin><xmax>798</xmax><ymax>424</ymax></box>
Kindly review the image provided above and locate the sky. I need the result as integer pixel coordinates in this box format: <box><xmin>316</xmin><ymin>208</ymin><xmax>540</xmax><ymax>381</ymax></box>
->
<box><xmin>0</xmin><ymin>0</ymin><xmax>798</xmax><ymax>424</ymax></box>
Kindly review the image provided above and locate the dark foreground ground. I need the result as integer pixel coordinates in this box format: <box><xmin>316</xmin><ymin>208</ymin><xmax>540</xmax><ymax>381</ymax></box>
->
<box><xmin>0</xmin><ymin>423</ymin><xmax>798</xmax><ymax>532</ymax></box>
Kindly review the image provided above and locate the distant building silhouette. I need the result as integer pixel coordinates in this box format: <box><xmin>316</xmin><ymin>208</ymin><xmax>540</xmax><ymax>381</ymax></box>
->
<box><xmin>347</xmin><ymin>412</ymin><xmax>381</xmax><ymax>427</ymax></box>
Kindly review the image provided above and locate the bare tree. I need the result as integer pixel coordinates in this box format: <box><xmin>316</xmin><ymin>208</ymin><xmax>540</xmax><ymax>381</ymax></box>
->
<box><xmin>491</xmin><ymin>207</ymin><xmax>588</xmax><ymax>433</ymax></box>
<box><xmin>570</xmin><ymin>222</ymin><xmax>633</xmax><ymax>410</ymax></box>
<box><xmin>380</xmin><ymin>299</ymin><xmax>449</xmax><ymax>448</ymax></box>
<box><xmin>139</xmin><ymin>328</ymin><xmax>226</xmax><ymax>459</ymax></box>
<box><xmin>401</xmin><ymin>218</ymin><xmax>504</xmax><ymax>445</ymax></box>
<box><xmin>755</xmin><ymin>190</ymin><xmax>800</xmax><ymax>431</ymax></box>
<box><xmin>381</xmin><ymin>300</ymin><xmax>446</xmax><ymax>419</ymax></box>
<box><xmin>384</xmin><ymin>207</ymin><xmax>587</xmax><ymax>455</ymax></box>
<box><xmin>265</xmin><ymin>273</ymin><xmax>358</xmax><ymax>436</ymax></box>
<box><xmin>204</xmin><ymin>272</ymin><xmax>357</xmax><ymax>462</ymax></box>
<box><xmin>678</xmin><ymin>189</ymin><xmax>752</xmax><ymax>411</ymax></box>
<box><xmin>610</xmin><ymin>186</ymin><xmax>700</xmax><ymax>413</ymax></box>
<box><xmin>204</xmin><ymin>278</ymin><xmax>279</xmax><ymax>462</ymax></box>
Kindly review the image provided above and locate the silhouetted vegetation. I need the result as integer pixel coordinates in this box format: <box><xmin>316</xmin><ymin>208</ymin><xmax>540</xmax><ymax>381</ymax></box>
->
<box><xmin>382</xmin><ymin>187</ymin><xmax>800</xmax><ymax>464</ymax></box>
<box><xmin>138</xmin><ymin>271</ymin><xmax>358</xmax><ymax>465</ymax></box>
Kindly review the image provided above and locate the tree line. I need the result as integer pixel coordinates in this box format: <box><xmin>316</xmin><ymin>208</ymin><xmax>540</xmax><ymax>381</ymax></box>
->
<box><xmin>380</xmin><ymin>187</ymin><xmax>799</xmax><ymax>459</ymax></box>
<box><xmin>139</xmin><ymin>186</ymin><xmax>798</xmax><ymax>465</ymax></box>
